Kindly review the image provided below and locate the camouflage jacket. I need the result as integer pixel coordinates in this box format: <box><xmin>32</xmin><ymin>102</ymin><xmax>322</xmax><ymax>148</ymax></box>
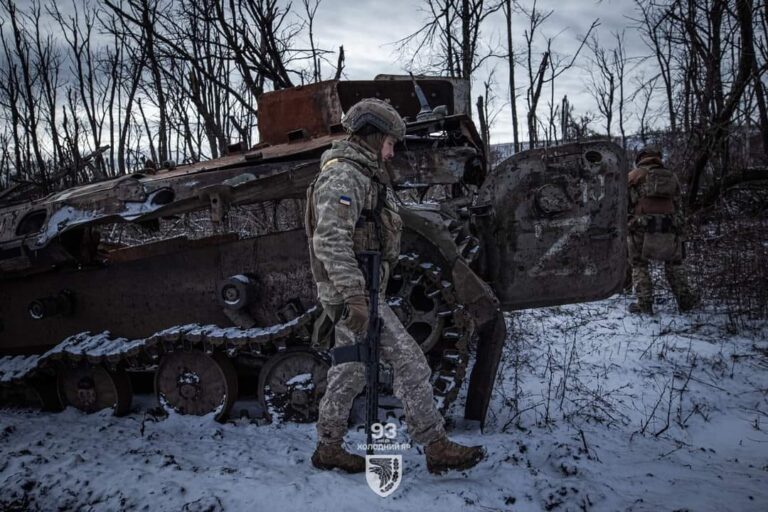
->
<box><xmin>305</xmin><ymin>139</ymin><xmax>402</xmax><ymax>305</ymax></box>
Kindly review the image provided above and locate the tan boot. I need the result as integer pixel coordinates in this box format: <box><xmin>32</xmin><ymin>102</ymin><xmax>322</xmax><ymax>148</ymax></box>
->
<box><xmin>425</xmin><ymin>435</ymin><xmax>485</xmax><ymax>475</ymax></box>
<box><xmin>311</xmin><ymin>442</ymin><xmax>365</xmax><ymax>473</ymax></box>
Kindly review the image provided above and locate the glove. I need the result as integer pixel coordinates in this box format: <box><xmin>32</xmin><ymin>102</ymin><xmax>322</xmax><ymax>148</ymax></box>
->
<box><xmin>311</xmin><ymin>303</ymin><xmax>343</xmax><ymax>350</ymax></box>
<box><xmin>343</xmin><ymin>295</ymin><xmax>369</xmax><ymax>334</ymax></box>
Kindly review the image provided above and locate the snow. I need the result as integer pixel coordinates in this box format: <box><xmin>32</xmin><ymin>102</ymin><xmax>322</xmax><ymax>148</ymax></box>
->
<box><xmin>1</xmin><ymin>295</ymin><xmax>767</xmax><ymax>511</ymax></box>
<box><xmin>0</xmin><ymin>309</ymin><xmax>319</xmax><ymax>384</ymax></box>
<box><xmin>285</xmin><ymin>373</ymin><xmax>313</xmax><ymax>387</ymax></box>
<box><xmin>35</xmin><ymin>206</ymin><xmax>101</xmax><ymax>248</ymax></box>
<box><xmin>43</xmin><ymin>332</ymin><xmax>145</xmax><ymax>359</ymax></box>
<box><xmin>34</xmin><ymin>189</ymin><xmax>171</xmax><ymax>248</ymax></box>
<box><xmin>0</xmin><ymin>356</ymin><xmax>41</xmax><ymax>383</ymax></box>
<box><xmin>119</xmin><ymin>190</ymin><xmax>171</xmax><ymax>220</ymax></box>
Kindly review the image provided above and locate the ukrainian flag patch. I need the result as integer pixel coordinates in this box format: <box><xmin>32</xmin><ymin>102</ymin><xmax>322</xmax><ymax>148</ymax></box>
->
<box><xmin>339</xmin><ymin>195</ymin><xmax>352</xmax><ymax>206</ymax></box>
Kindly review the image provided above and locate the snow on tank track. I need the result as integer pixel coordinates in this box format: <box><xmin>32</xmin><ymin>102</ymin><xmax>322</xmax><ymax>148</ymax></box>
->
<box><xmin>0</xmin><ymin>311</ymin><xmax>316</xmax><ymax>385</ymax></box>
<box><xmin>0</xmin><ymin>252</ymin><xmax>474</xmax><ymax>417</ymax></box>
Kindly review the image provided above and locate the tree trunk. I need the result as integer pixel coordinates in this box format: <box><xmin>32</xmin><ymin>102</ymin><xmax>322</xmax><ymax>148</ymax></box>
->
<box><xmin>687</xmin><ymin>0</ymin><xmax>755</xmax><ymax>207</ymax></box>
<box><xmin>477</xmin><ymin>95</ymin><xmax>489</xmax><ymax>158</ymax></box>
<box><xmin>504</xmin><ymin>0</ymin><xmax>519</xmax><ymax>153</ymax></box>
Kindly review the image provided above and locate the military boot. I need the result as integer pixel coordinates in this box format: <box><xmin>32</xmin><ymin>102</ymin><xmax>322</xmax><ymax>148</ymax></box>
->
<box><xmin>311</xmin><ymin>442</ymin><xmax>365</xmax><ymax>473</ymax></box>
<box><xmin>424</xmin><ymin>435</ymin><xmax>485</xmax><ymax>475</ymax></box>
<box><xmin>628</xmin><ymin>301</ymin><xmax>653</xmax><ymax>315</ymax></box>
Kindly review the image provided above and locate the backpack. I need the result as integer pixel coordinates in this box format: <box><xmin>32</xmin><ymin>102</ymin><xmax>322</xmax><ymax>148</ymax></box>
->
<box><xmin>640</xmin><ymin>166</ymin><xmax>678</xmax><ymax>199</ymax></box>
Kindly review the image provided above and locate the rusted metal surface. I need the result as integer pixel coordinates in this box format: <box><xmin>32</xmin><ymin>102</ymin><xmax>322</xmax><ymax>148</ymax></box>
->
<box><xmin>257</xmin><ymin>77</ymin><xmax>471</xmax><ymax>145</ymax></box>
<box><xmin>464</xmin><ymin>311</ymin><xmax>506</xmax><ymax>424</ymax></box>
<box><xmin>373</xmin><ymin>74</ymin><xmax>472</xmax><ymax>117</ymax></box>
<box><xmin>258</xmin><ymin>82</ymin><xmax>344</xmax><ymax>145</ymax></box>
<box><xmin>337</xmin><ymin>79</ymin><xmax>460</xmax><ymax>119</ymax></box>
<box><xmin>461</xmin><ymin>141</ymin><xmax>628</xmax><ymax>425</ymax></box>
<box><xmin>475</xmin><ymin>140</ymin><xmax>628</xmax><ymax>310</ymax></box>
<box><xmin>390</xmin><ymin>146</ymin><xmax>479</xmax><ymax>187</ymax></box>
<box><xmin>0</xmin><ymin>229</ymin><xmax>315</xmax><ymax>354</ymax></box>
<box><xmin>1</xmin><ymin>128</ymin><xmax>482</xmax><ymax>271</ymax></box>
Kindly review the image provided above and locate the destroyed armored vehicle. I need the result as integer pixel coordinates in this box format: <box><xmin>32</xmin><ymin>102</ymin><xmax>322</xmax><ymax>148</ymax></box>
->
<box><xmin>0</xmin><ymin>76</ymin><xmax>628</xmax><ymax>426</ymax></box>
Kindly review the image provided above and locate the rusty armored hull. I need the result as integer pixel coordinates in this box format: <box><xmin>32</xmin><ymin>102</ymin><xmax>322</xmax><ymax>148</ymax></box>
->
<box><xmin>0</xmin><ymin>76</ymin><xmax>627</xmax><ymax>427</ymax></box>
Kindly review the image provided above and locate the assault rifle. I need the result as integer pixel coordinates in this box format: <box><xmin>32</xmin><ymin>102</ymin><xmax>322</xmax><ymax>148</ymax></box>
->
<box><xmin>330</xmin><ymin>250</ymin><xmax>382</xmax><ymax>456</ymax></box>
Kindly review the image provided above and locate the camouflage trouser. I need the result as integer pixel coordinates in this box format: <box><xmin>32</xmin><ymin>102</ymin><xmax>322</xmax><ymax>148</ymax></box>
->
<box><xmin>628</xmin><ymin>230</ymin><xmax>695</xmax><ymax>309</ymax></box>
<box><xmin>316</xmin><ymin>301</ymin><xmax>445</xmax><ymax>446</ymax></box>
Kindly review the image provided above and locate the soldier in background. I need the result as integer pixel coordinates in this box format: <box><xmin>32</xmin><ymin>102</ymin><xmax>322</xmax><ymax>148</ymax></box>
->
<box><xmin>305</xmin><ymin>98</ymin><xmax>484</xmax><ymax>474</ymax></box>
<box><xmin>627</xmin><ymin>147</ymin><xmax>699</xmax><ymax>315</ymax></box>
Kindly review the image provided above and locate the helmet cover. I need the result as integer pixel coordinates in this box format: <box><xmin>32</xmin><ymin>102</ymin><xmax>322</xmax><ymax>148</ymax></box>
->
<box><xmin>341</xmin><ymin>98</ymin><xmax>406</xmax><ymax>141</ymax></box>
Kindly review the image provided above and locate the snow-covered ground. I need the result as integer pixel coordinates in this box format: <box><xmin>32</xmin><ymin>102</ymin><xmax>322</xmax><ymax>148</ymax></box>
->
<box><xmin>1</xmin><ymin>294</ymin><xmax>767</xmax><ymax>511</ymax></box>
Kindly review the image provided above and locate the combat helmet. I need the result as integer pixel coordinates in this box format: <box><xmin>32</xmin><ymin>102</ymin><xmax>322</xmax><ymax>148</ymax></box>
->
<box><xmin>342</xmin><ymin>98</ymin><xmax>406</xmax><ymax>141</ymax></box>
<box><xmin>635</xmin><ymin>145</ymin><xmax>662</xmax><ymax>164</ymax></box>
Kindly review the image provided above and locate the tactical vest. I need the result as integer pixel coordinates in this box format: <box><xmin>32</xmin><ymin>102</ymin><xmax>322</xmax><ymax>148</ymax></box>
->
<box><xmin>641</xmin><ymin>166</ymin><xmax>678</xmax><ymax>199</ymax></box>
<box><xmin>305</xmin><ymin>157</ymin><xmax>401</xmax><ymax>285</ymax></box>
<box><xmin>629</xmin><ymin>165</ymin><xmax>679</xmax><ymax>217</ymax></box>
<box><xmin>627</xmin><ymin>163</ymin><xmax>683</xmax><ymax>261</ymax></box>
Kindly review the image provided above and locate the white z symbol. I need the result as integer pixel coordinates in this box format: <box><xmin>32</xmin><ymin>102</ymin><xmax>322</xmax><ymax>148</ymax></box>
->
<box><xmin>529</xmin><ymin>215</ymin><xmax>592</xmax><ymax>277</ymax></box>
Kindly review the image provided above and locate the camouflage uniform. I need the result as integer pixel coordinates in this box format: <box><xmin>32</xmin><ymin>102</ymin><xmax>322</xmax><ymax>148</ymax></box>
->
<box><xmin>306</xmin><ymin>139</ymin><xmax>446</xmax><ymax>445</ymax></box>
<box><xmin>627</xmin><ymin>153</ymin><xmax>697</xmax><ymax>312</ymax></box>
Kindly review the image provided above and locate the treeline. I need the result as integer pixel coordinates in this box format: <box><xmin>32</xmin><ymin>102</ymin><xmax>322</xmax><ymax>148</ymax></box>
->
<box><xmin>1</xmin><ymin>0</ymin><xmax>766</xmax><ymax>210</ymax></box>
<box><xmin>0</xmin><ymin>0</ymin><xmax>339</xmax><ymax>193</ymax></box>
<box><xmin>400</xmin><ymin>0</ymin><xmax>765</xmax><ymax>208</ymax></box>
<box><xmin>629</xmin><ymin>0</ymin><xmax>766</xmax><ymax>207</ymax></box>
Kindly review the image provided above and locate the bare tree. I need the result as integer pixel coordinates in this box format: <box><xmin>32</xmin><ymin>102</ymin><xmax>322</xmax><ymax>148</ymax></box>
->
<box><xmin>104</xmin><ymin>0</ymin><xmax>336</xmax><ymax>159</ymax></box>
<box><xmin>586</xmin><ymin>31</ymin><xmax>629</xmax><ymax>143</ymax></box>
<box><xmin>519</xmin><ymin>0</ymin><xmax>551</xmax><ymax>148</ymax></box>
<box><xmin>560</xmin><ymin>94</ymin><xmax>570</xmax><ymax>142</ymax></box>
<box><xmin>0</xmin><ymin>13</ymin><xmax>25</xmax><ymax>178</ymax></box>
<box><xmin>681</xmin><ymin>0</ymin><xmax>757</xmax><ymax>206</ymax></box>
<box><xmin>630</xmin><ymin>73</ymin><xmax>660</xmax><ymax>144</ymax></box>
<box><xmin>502</xmin><ymin>0</ymin><xmax>520</xmax><ymax>152</ymax></box>
<box><xmin>747</xmin><ymin>0</ymin><xmax>768</xmax><ymax>160</ymax></box>
<box><xmin>614</xmin><ymin>31</ymin><xmax>628</xmax><ymax>148</ymax></box>
<box><xmin>303</xmin><ymin>0</ymin><xmax>322</xmax><ymax>83</ymax></box>
<box><xmin>634</xmin><ymin>0</ymin><xmax>678</xmax><ymax>133</ymax></box>
<box><xmin>477</xmin><ymin>94</ymin><xmax>488</xmax><ymax>153</ymax></box>
<box><xmin>518</xmin><ymin>0</ymin><xmax>596</xmax><ymax>148</ymax></box>
<box><xmin>50</xmin><ymin>1</ymin><xmax>114</xmax><ymax>179</ymax></box>
<box><xmin>0</xmin><ymin>0</ymin><xmax>338</xmax><ymax>190</ymax></box>
<box><xmin>629</xmin><ymin>0</ymin><xmax>761</xmax><ymax>206</ymax></box>
<box><xmin>1</xmin><ymin>0</ymin><xmax>47</xmax><ymax>183</ymax></box>
<box><xmin>397</xmin><ymin>0</ymin><xmax>504</xmax><ymax>115</ymax></box>
<box><xmin>476</xmin><ymin>68</ymin><xmax>502</xmax><ymax>156</ymax></box>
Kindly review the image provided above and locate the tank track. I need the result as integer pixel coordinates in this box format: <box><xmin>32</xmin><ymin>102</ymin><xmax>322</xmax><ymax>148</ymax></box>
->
<box><xmin>390</xmin><ymin>253</ymin><xmax>473</xmax><ymax>413</ymax></box>
<box><xmin>0</xmin><ymin>311</ymin><xmax>316</xmax><ymax>383</ymax></box>
<box><xmin>0</xmin><ymin>252</ymin><xmax>473</xmax><ymax>417</ymax></box>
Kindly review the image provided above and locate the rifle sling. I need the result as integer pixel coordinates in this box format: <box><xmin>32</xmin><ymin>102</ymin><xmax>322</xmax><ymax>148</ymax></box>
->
<box><xmin>330</xmin><ymin>343</ymin><xmax>370</xmax><ymax>365</ymax></box>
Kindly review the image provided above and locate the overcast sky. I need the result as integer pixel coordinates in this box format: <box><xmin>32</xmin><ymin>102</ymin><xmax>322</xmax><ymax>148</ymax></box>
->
<box><xmin>310</xmin><ymin>0</ymin><xmax>653</xmax><ymax>144</ymax></box>
<box><xmin>9</xmin><ymin>0</ymin><xmax>654</xmax><ymax>146</ymax></box>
